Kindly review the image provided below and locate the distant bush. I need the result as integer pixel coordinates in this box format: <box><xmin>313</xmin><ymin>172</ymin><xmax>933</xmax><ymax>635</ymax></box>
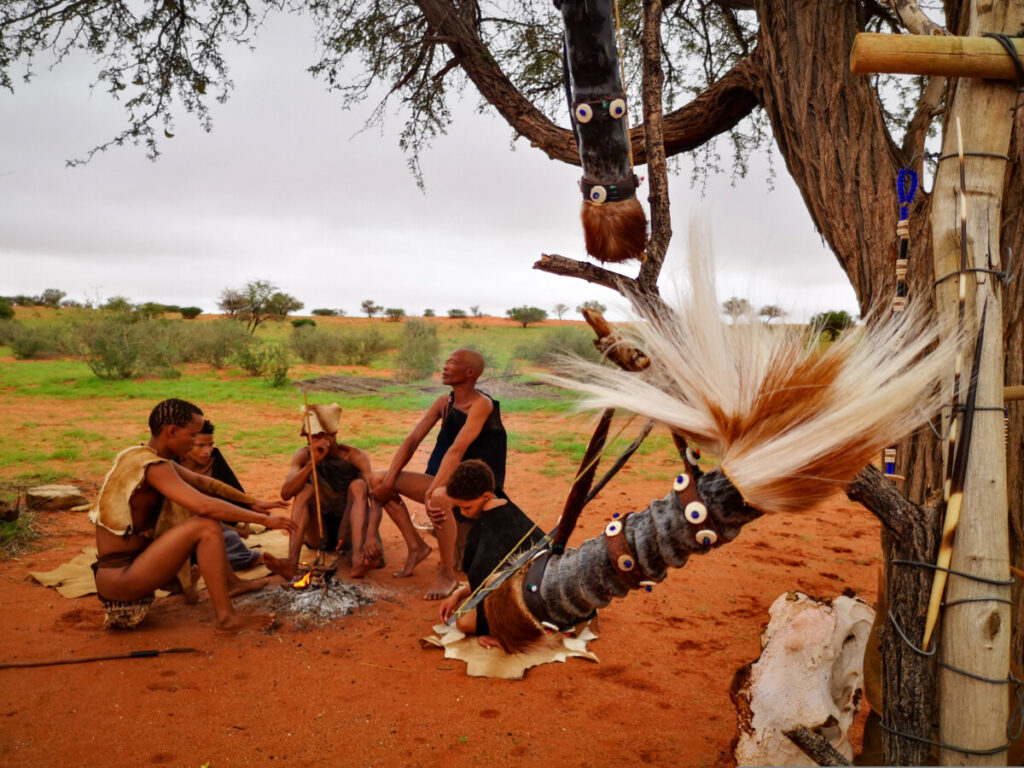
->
<box><xmin>385</xmin><ymin>308</ymin><xmax>406</xmax><ymax>322</ymax></box>
<box><xmin>394</xmin><ymin>320</ymin><xmax>440</xmax><ymax>381</ymax></box>
<box><xmin>176</xmin><ymin>320</ymin><xmax>251</xmax><ymax>368</ymax></box>
<box><xmin>423</xmin><ymin>309</ymin><xmax>435</xmax><ymax>317</ymax></box>
<box><xmin>0</xmin><ymin>299</ymin><xmax>13</xmax><ymax>320</ymax></box>
<box><xmin>339</xmin><ymin>328</ymin><xmax>390</xmax><ymax>365</ymax></box>
<box><xmin>0</xmin><ymin>319</ymin><xmax>19</xmax><ymax>345</ymax></box>
<box><xmin>102</xmin><ymin>296</ymin><xmax>134</xmax><ymax>313</ymax></box>
<box><xmin>448</xmin><ymin>309</ymin><xmax>467</xmax><ymax>318</ymax></box>
<box><xmin>234</xmin><ymin>342</ymin><xmax>270</xmax><ymax>376</ymax></box>
<box><xmin>311</xmin><ymin>308</ymin><xmax>338</xmax><ymax>317</ymax></box>
<box><xmin>179</xmin><ymin>306</ymin><xmax>203</xmax><ymax>319</ymax></box>
<box><xmin>515</xmin><ymin>326</ymin><xmax>602</xmax><ymax>366</ymax></box>
<box><xmin>266</xmin><ymin>344</ymin><xmax>290</xmax><ymax>387</ymax></box>
<box><xmin>9</xmin><ymin>325</ymin><xmax>74</xmax><ymax>360</ymax></box>
<box><xmin>74</xmin><ymin>314</ymin><xmax>179</xmax><ymax>380</ymax></box>
<box><xmin>291</xmin><ymin>318</ymin><xmax>316</xmax><ymax>328</ymax></box>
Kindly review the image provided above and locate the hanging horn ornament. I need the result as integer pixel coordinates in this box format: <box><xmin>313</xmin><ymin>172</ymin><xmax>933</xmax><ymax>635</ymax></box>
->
<box><xmin>559</xmin><ymin>0</ymin><xmax>648</xmax><ymax>263</ymax></box>
<box><xmin>473</xmin><ymin>234</ymin><xmax>958</xmax><ymax>655</ymax></box>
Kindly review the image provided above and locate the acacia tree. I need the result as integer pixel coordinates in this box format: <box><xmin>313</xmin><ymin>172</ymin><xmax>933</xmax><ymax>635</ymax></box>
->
<box><xmin>4</xmin><ymin>0</ymin><xmax>1024</xmax><ymax>759</ymax></box>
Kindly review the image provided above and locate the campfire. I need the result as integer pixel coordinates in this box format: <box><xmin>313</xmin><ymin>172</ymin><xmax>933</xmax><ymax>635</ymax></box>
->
<box><xmin>288</xmin><ymin>561</ymin><xmax>338</xmax><ymax>591</ymax></box>
<box><xmin>235</xmin><ymin>559</ymin><xmax>376</xmax><ymax>629</ymax></box>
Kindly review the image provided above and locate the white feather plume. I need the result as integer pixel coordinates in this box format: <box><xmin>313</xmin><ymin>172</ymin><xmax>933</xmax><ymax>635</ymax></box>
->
<box><xmin>548</xmin><ymin>230</ymin><xmax>956</xmax><ymax>514</ymax></box>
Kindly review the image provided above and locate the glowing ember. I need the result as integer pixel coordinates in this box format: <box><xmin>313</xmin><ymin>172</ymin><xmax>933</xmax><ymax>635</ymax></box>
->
<box><xmin>291</xmin><ymin>572</ymin><xmax>312</xmax><ymax>589</ymax></box>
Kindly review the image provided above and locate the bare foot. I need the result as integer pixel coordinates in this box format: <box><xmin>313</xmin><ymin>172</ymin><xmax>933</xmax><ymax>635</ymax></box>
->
<box><xmin>394</xmin><ymin>542</ymin><xmax>432</xmax><ymax>578</ymax></box>
<box><xmin>424</xmin><ymin>575</ymin><xmax>458</xmax><ymax>601</ymax></box>
<box><xmin>216</xmin><ymin>611</ymin><xmax>276</xmax><ymax>634</ymax></box>
<box><xmin>183</xmin><ymin>565</ymin><xmax>201</xmax><ymax>605</ymax></box>
<box><xmin>228</xmin><ymin>575</ymin><xmax>272</xmax><ymax>597</ymax></box>
<box><xmin>262</xmin><ymin>553</ymin><xmax>294</xmax><ymax>580</ymax></box>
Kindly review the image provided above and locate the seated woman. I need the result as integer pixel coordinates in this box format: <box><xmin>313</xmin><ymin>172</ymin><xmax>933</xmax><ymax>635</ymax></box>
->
<box><xmin>438</xmin><ymin>460</ymin><xmax>543</xmax><ymax>648</ymax></box>
<box><xmin>178</xmin><ymin>419</ymin><xmax>262</xmax><ymax>571</ymax></box>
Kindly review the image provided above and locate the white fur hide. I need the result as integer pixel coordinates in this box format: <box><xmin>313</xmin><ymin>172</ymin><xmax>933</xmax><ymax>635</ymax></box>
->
<box><xmin>733</xmin><ymin>591</ymin><xmax>875</xmax><ymax>766</ymax></box>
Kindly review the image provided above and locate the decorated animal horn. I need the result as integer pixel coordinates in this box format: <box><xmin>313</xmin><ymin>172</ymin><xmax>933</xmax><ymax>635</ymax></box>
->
<box><xmin>559</xmin><ymin>0</ymin><xmax>647</xmax><ymax>263</ymax></box>
<box><xmin>484</xmin><ymin>460</ymin><xmax>760</xmax><ymax>652</ymax></box>
<box><xmin>480</xmin><ymin>231</ymin><xmax>958</xmax><ymax>653</ymax></box>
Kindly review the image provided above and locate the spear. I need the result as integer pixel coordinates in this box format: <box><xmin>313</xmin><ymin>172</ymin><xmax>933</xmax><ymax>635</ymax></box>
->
<box><xmin>922</xmin><ymin>300</ymin><xmax>988</xmax><ymax>649</ymax></box>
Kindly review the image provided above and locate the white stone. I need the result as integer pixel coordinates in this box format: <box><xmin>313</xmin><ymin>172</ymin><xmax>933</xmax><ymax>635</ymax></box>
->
<box><xmin>733</xmin><ymin>591</ymin><xmax>875</xmax><ymax>766</ymax></box>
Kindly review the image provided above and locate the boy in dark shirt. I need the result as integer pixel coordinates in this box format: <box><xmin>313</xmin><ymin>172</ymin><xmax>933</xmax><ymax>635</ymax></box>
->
<box><xmin>438</xmin><ymin>460</ymin><xmax>543</xmax><ymax>648</ymax></box>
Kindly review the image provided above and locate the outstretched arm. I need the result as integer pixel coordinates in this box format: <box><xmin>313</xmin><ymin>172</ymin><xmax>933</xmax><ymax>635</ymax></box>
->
<box><xmin>171</xmin><ymin>462</ymin><xmax>285</xmax><ymax>513</ymax></box>
<box><xmin>147</xmin><ymin>462</ymin><xmax>298</xmax><ymax>533</ymax></box>
<box><xmin>371</xmin><ymin>395</ymin><xmax>446</xmax><ymax>502</ymax></box>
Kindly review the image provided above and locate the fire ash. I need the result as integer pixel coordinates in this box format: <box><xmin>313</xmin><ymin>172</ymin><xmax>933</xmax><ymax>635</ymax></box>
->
<box><xmin>234</xmin><ymin>577</ymin><xmax>379</xmax><ymax>629</ymax></box>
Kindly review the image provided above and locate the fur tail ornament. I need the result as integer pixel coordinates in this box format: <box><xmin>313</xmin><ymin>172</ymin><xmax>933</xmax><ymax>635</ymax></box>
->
<box><xmin>559</xmin><ymin>0</ymin><xmax>647</xmax><ymax>262</ymax></box>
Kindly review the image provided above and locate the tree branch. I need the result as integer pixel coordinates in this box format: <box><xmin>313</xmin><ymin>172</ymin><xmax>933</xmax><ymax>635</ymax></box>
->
<box><xmin>412</xmin><ymin>0</ymin><xmax>761</xmax><ymax>166</ymax></box>
<box><xmin>533</xmin><ymin>253</ymin><xmax>637</xmax><ymax>293</ymax></box>
<box><xmin>885</xmin><ymin>0</ymin><xmax>946</xmax><ymax>36</ymax></box>
<box><xmin>639</xmin><ymin>0</ymin><xmax>671</xmax><ymax>295</ymax></box>
<box><xmin>900</xmin><ymin>74</ymin><xmax>944</xmax><ymax>164</ymax></box>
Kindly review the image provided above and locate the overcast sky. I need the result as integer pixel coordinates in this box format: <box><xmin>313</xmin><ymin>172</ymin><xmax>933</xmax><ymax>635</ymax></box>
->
<box><xmin>0</xmin><ymin>12</ymin><xmax>859</xmax><ymax>322</ymax></box>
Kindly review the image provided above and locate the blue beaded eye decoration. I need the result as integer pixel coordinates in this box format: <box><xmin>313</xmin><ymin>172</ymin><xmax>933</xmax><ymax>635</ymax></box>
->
<box><xmin>589</xmin><ymin>185</ymin><xmax>608</xmax><ymax>204</ymax></box>
<box><xmin>575</xmin><ymin>103</ymin><xmax>594</xmax><ymax>123</ymax></box>
<box><xmin>673</xmin><ymin>473</ymin><xmax>690</xmax><ymax>491</ymax></box>
<box><xmin>685</xmin><ymin>501</ymin><xmax>707</xmax><ymax>524</ymax></box>
<box><xmin>697</xmin><ymin>529</ymin><xmax>717</xmax><ymax>547</ymax></box>
<box><xmin>609</xmin><ymin>98</ymin><xmax>626</xmax><ymax>118</ymax></box>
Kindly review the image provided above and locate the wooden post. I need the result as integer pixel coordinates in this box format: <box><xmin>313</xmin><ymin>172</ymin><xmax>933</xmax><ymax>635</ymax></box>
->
<box><xmin>926</xmin><ymin>5</ymin><xmax>1020</xmax><ymax>764</ymax></box>
<box><xmin>851</xmin><ymin>6</ymin><xmax>1022</xmax><ymax>762</ymax></box>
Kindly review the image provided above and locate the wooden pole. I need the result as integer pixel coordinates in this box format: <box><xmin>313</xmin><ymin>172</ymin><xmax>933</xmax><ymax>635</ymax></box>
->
<box><xmin>926</xmin><ymin>5</ymin><xmax>1021</xmax><ymax>763</ymax></box>
<box><xmin>851</xmin><ymin>32</ymin><xmax>1024</xmax><ymax>79</ymax></box>
<box><xmin>301</xmin><ymin>395</ymin><xmax>327</xmax><ymax>564</ymax></box>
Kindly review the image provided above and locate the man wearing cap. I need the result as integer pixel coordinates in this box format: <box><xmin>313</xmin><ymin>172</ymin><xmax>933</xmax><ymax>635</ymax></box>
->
<box><xmin>371</xmin><ymin>348</ymin><xmax>507</xmax><ymax>600</ymax></box>
<box><xmin>280</xmin><ymin>403</ymin><xmax>378</xmax><ymax>579</ymax></box>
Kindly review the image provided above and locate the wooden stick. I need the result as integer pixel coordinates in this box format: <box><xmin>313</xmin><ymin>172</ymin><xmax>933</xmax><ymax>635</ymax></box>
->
<box><xmin>0</xmin><ymin>647</ymin><xmax>199</xmax><ymax>669</ymax></box>
<box><xmin>851</xmin><ymin>33</ymin><xmax>1024</xmax><ymax>79</ymax></box>
<box><xmin>1005</xmin><ymin>385</ymin><xmax>1024</xmax><ymax>402</ymax></box>
<box><xmin>302</xmin><ymin>394</ymin><xmax>327</xmax><ymax>562</ymax></box>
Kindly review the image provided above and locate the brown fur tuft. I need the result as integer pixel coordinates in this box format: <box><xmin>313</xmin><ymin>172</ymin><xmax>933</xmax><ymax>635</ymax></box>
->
<box><xmin>581</xmin><ymin>198</ymin><xmax>648</xmax><ymax>263</ymax></box>
<box><xmin>482</xmin><ymin>568</ymin><xmax>545</xmax><ymax>654</ymax></box>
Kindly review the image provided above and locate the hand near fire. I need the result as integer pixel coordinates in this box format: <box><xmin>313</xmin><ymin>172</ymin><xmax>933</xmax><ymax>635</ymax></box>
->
<box><xmin>262</xmin><ymin>515</ymin><xmax>300</xmax><ymax>535</ymax></box>
<box><xmin>251</xmin><ymin>498</ymin><xmax>288</xmax><ymax>514</ymax></box>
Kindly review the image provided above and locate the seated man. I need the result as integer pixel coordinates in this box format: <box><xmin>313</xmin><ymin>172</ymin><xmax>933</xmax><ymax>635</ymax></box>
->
<box><xmin>438</xmin><ymin>460</ymin><xmax>544</xmax><ymax>648</ymax></box>
<box><xmin>371</xmin><ymin>348</ymin><xmax>507</xmax><ymax>600</ymax></box>
<box><xmin>179</xmin><ymin>419</ymin><xmax>265</xmax><ymax>572</ymax></box>
<box><xmin>280</xmin><ymin>403</ymin><xmax>379</xmax><ymax>579</ymax></box>
<box><xmin>90</xmin><ymin>398</ymin><xmax>298</xmax><ymax>632</ymax></box>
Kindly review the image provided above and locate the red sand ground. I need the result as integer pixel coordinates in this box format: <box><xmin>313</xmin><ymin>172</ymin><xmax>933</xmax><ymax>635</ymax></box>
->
<box><xmin>0</xmin><ymin>393</ymin><xmax>878</xmax><ymax>767</ymax></box>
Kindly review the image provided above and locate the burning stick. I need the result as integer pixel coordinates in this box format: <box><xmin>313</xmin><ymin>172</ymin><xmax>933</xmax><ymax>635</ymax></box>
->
<box><xmin>559</xmin><ymin>0</ymin><xmax>648</xmax><ymax>263</ymax></box>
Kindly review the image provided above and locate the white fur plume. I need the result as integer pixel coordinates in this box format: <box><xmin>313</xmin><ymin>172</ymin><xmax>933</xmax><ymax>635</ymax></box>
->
<box><xmin>549</xmin><ymin>230</ymin><xmax>956</xmax><ymax>514</ymax></box>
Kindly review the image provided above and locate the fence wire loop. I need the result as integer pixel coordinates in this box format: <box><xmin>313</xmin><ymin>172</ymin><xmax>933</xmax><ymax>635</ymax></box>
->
<box><xmin>880</xmin><ymin>559</ymin><xmax>1019</xmax><ymax>755</ymax></box>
